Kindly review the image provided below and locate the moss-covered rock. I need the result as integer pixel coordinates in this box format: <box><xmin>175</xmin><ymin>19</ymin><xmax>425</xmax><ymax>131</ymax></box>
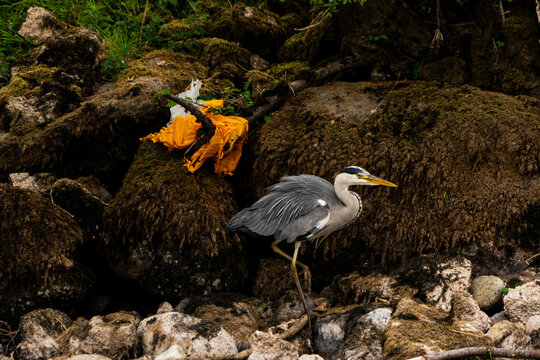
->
<box><xmin>247</xmin><ymin>81</ymin><xmax>540</xmax><ymax>274</ymax></box>
<box><xmin>102</xmin><ymin>141</ymin><xmax>248</xmax><ymax>298</ymax></box>
<box><xmin>0</xmin><ymin>74</ymin><xmax>172</xmax><ymax>190</ymax></box>
<box><xmin>117</xmin><ymin>49</ymin><xmax>208</xmax><ymax>89</ymax></box>
<box><xmin>419</xmin><ymin>57</ymin><xmax>466</xmax><ymax>85</ymax></box>
<box><xmin>384</xmin><ymin>298</ymin><xmax>492</xmax><ymax>360</ymax></box>
<box><xmin>0</xmin><ymin>184</ymin><xmax>92</xmax><ymax>321</ymax></box>
<box><xmin>206</xmin><ymin>3</ymin><xmax>286</xmax><ymax>60</ymax></box>
<box><xmin>198</xmin><ymin>37</ymin><xmax>251</xmax><ymax>82</ymax></box>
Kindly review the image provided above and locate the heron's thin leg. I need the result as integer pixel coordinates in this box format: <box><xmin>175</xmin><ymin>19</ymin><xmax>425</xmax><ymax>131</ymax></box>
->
<box><xmin>291</xmin><ymin>241</ymin><xmax>312</xmax><ymax>330</ymax></box>
<box><xmin>271</xmin><ymin>240</ymin><xmax>312</xmax><ymax>294</ymax></box>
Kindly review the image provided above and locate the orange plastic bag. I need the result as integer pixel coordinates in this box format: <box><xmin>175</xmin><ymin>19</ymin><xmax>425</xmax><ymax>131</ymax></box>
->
<box><xmin>141</xmin><ymin>100</ymin><xmax>248</xmax><ymax>176</ymax></box>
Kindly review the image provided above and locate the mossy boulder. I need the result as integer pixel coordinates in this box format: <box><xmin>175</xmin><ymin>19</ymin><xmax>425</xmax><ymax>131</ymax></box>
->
<box><xmin>197</xmin><ymin>37</ymin><xmax>251</xmax><ymax>82</ymax></box>
<box><xmin>117</xmin><ymin>49</ymin><xmax>208</xmax><ymax>89</ymax></box>
<box><xmin>18</xmin><ymin>26</ymin><xmax>103</xmax><ymax>94</ymax></box>
<box><xmin>384</xmin><ymin>298</ymin><xmax>492</xmax><ymax>359</ymax></box>
<box><xmin>0</xmin><ymin>76</ymin><xmax>170</xmax><ymax>190</ymax></box>
<box><xmin>247</xmin><ymin>81</ymin><xmax>540</xmax><ymax>275</ymax></box>
<box><xmin>0</xmin><ymin>184</ymin><xmax>92</xmax><ymax>321</ymax></box>
<box><xmin>103</xmin><ymin>141</ymin><xmax>248</xmax><ymax>298</ymax></box>
<box><xmin>206</xmin><ymin>4</ymin><xmax>286</xmax><ymax>60</ymax></box>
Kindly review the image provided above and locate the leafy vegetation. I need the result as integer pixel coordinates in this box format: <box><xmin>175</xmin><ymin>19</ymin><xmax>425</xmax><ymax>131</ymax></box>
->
<box><xmin>308</xmin><ymin>0</ymin><xmax>366</xmax><ymax>15</ymax></box>
<box><xmin>0</xmin><ymin>0</ymin><xmax>207</xmax><ymax>83</ymax></box>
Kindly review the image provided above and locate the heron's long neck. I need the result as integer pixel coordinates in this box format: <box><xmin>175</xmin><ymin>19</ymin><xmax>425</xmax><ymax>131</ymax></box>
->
<box><xmin>333</xmin><ymin>175</ymin><xmax>362</xmax><ymax>228</ymax></box>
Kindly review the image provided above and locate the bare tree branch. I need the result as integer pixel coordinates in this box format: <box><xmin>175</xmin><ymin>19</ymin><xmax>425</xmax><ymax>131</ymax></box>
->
<box><xmin>161</xmin><ymin>93</ymin><xmax>216</xmax><ymax>138</ymax></box>
<box><xmin>407</xmin><ymin>347</ymin><xmax>540</xmax><ymax>360</ymax></box>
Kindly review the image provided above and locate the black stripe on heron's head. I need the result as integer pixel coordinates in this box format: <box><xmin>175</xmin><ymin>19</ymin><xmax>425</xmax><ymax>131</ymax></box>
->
<box><xmin>341</xmin><ymin>166</ymin><xmax>369</xmax><ymax>175</ymax></box>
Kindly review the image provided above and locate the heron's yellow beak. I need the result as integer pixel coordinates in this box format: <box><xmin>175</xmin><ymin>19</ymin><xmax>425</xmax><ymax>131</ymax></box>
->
<box><xmin>366</xmin><ymin>174</ymin><xmax>398</xmax><ymax>187</ymax></box>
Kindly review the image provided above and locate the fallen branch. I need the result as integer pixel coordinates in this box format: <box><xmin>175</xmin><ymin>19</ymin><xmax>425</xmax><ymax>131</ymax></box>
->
<box><xmin>407</xmin><ymin>347</ymin><xmax>540</xmax><ymax>360</ymax></box>
<box><xmin>161</xmin><ymin>93</ymin><xmax>216</xmax><ymax>138</ymax></box>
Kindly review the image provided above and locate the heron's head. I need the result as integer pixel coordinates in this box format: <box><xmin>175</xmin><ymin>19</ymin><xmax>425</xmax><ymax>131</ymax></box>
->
<box><xmin>339</xmin><ymin>166</ymin><xmax>397</xmax><ymax>187</ymax></box>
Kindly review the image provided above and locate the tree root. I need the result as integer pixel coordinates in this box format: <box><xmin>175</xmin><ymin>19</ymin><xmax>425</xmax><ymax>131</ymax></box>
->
<box><xmin>407</xmin><ymin>347</ymin><xmax>540</xmax><ymax>360</ymax></box>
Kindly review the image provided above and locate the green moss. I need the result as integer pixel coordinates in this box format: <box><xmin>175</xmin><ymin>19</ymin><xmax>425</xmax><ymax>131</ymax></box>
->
<box><xmin>116</xmin><ymin>49</ymin><xmax>208</xmax><ymax>91</ymax></box>
<box><xmin>279</xmin><ymin>33</ymin><xmax>307</xmax><ymax>62</ymax></box>
<box><xmin>269</xmin><ymin>61</ymin><xmax>311</xmax><ymax>82</ymax></box>
<box><xmin>419</xmin><ymin>57</ymin><xmax>466</xmax><ymax>85</ymax></box>
<box><xmin>0</xmin><ymin>64</ymin><xmax>58</xmax><ymax>99</ymax></box>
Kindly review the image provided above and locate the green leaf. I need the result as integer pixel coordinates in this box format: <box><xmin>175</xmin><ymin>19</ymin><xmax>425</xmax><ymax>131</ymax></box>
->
<box><xmin>501</xmin><ymin>287</ymin><xmax>509</xmax><ymax>294</ymax></box>
<box><xmin>264</xmin><ymin>115</ymin><xmax>272</xmax><ymax>123</ymax></box>
<box><xmin>156</xmin><ymin>89</ymin><xmax>173</xmax><ymax>96</ymax></box>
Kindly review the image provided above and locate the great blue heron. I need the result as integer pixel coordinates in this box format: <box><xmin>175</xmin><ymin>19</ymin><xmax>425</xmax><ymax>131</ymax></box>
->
<box><xmin>227</xmin><ymin>166</ymin><xmax>397</xmax><ymax>323</ymax></box>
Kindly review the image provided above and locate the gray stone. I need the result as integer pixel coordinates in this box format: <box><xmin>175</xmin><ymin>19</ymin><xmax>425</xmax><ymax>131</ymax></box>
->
<box><xmin>17</xmin><ymin>308</ymin><xmax>72</xmax><ymax>360</ymax></box>
<box><xmin>52</xmin><ymin>356</ymin><xmax>112</xmax><ymax>360</ymax></box>
<box><xmin>424</xmin><ymin>257</ymin><xmax>472</xmax><ymax>313</ymax></box>
<box><xmin>452</xmin><ymin>291</ymin><xmax>490</xmax><ymax>333</ymax></box>
<box><xmin>18</xmin><ymin>7</ymin><xmax>63</xmax><ymax>44</ymax></box>
<box><xmin>8</xmin><ymin>172</ymin><xmax>39</xmax><ymax>192</ymax></box>
<box><xmin>154</xmin><ymin>345</ymin><xmax>186</xmax><ymax>360</ymax></box>
<box><xmin>486</xmin><ymin>320</ymin><xmax>532</xmax><ymax>350</ymax></box>
<box><xmin>137</xmin><ymin>312</ymin><xmax>237</xmax><ymax>358</ymax></box>
<box><xmin>503</xmin><ymin>281</ymin><xmax>540</xmax><ymax>324</ymax></box>
<box><xmin>299</xmin><ymin>355</ymin><xmax>324</xmax><ymax>360</ymax></box>
<box><xmin>57</xmin><ymin>312</ymin><xmax>140</xmax><ymax>359</ymax></box>
<box><xmin>363</xmin><ymin>308</ymin><xmax>393</xmax><ymax>333</ymax></box>
<box><xmin>471</xmin><ymin>275</ymin><xmax>505</xmax><ymax>310</ymax></box>
<box><xmin>526</xmin><ymin>315</ymin><xmax>540</xmax><ymax>334</ymax></box>
<box><xmin>247</xmin><ymin>331</ymin><xmax>298</xmax><ymax>360</ymax></box>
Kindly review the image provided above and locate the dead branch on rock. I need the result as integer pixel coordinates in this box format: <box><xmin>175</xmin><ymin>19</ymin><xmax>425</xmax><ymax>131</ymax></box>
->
<box><xmin>294</xmin><ymin>9</ymin><xmax>329</xmax><ymax>31</ymax></box>
<box><xmin>161</xmin><ymin>93</ymin><xmax>216</xmax><ymax>138</ymax></box>
<box><xmin>407</xmin><ymin>347</ymin><xmax>540</xmax><ymax>360</ymax></box>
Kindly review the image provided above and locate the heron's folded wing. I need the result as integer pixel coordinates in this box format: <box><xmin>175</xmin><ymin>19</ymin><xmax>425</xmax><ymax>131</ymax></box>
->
<box><xmin>227</xmin><ymin>183</ymin><xmax>331</xmax><ymax>241</ymax></box>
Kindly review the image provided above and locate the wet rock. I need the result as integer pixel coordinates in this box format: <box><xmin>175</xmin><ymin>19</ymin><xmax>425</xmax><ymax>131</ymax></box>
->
<box><xmin>471</xmin><ymin>275</ymin><xmax>505</xmax><ymax>310</ymax></box>
<box><xmin>18</xmin><ymin>7</ymin><xmax>63</xmax><ymax>45</ymax></box>
<box><xmin>103</xmin><ymin>142</ymin><xmax>247</xmax><ymax>298</ymax></box>
<box><xmin>250</xmin><ymin>82</ymin><xmax>540</xmax><ymax>270</ymax></box>
<box><xmin>137</xmin><ymin>312</ymin><xmax>237</xmax><ymax>358</ymax></box>
<box><xmin>503</xmin><ymin>281</ymin><xmax>540</xmax><ymax>324</ymax></box>
<box><xmin>0</xmin><ymin>184</ymin><xmax>92</xmax><ymax>321</ymax></box>
<box><xmin>17</xmin><ymin>308</ymin><xmax>72</xmax><ymax>360</ymax></box>
<box><xmin>383</xmin><ymin>298</ymin><xmax>491</xmax><ymax>360</ymax></box>
<box><xmin>56</xmin><ymin>312</ymin><xmax>140</xmax><ymax>359</ymax></box>
<box><xmin>451</xmin><ymin>291</ymin><xmax>490</xmax><ymax>333</ymax></box>
<box><xmin>247</xmin><ymin>331</ymin><xmax>298</xmax><ymax>360</ymax></box>
<box><xmin>486</xmin><ymin>320</ymin><xmax>532</xmax><ymax>350</ymax></box>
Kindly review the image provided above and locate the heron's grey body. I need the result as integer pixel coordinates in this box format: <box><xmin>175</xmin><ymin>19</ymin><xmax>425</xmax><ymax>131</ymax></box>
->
<box><xmin>226</xmin><ymin>174</ymin><xmax>362</xmax><ymax>244</ymax></box>
<box><xmin>226</xmin><ymin>166</ymin><xmax>396</xmax><ymax>325</ymax></box>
